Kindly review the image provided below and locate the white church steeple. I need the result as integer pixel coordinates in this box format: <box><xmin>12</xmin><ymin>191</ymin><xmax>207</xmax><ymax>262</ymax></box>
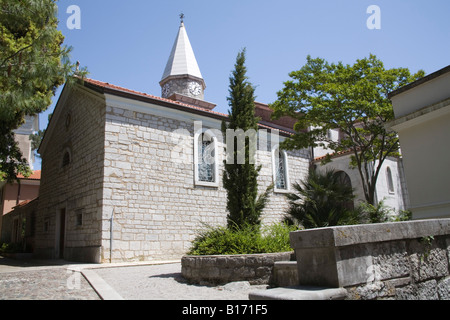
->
<box><xmin>160</xmin><ymin>15</ymin><xmax>206</xmax><ymax>101</ymax></box>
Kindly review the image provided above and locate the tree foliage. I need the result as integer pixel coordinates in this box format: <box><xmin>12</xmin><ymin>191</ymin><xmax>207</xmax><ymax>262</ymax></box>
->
<box><xmin>0</xmin><ymin>0</ymin><xmax>87</xmax><ymax>181</ymax></box>
<box><xmin>271</xmin><ymin>55</ymin><xmax>424</xmax><ymax>204</ymax></box>
<box><xmin>222</xmin><ymin>49</ymin><xmax>272</xmax><ymax>229</ymax></box>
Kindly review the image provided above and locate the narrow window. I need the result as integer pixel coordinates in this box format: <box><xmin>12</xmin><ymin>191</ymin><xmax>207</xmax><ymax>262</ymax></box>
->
<box><xmin>76</xmin><ymin>210</ymin><xmax>83</xmax><ymax>226</ymax></box>
<box><xmin>272</xmin><ymin>148</ymin><xmax>290</xmax><ymax>192</ymax></box>
<box><xmin>194</xmin><ymin>130</ymin><xmax>218</xmax><ymax>187</ymax></box>
<box><xmin>276</xmin><ymin>151</ymin><xmax>286</xmax><ymax>189</ymax></box>
<box><xmin>327</xmin><ymin>129</ymin><xmax>332</xmax><ymax>140</ymax></box>
<box><xmin>198</xmin><ymin>136</ymin><xmax>215</xmax><ymax>182</ymax></box>
<box><xmin>386</xmin><ymin>167</ymin><xmax>395</xmax><ymax>194</ymax></box>
<box><xmin>43</xmin><ymin>217</ymin><xmax>50</xmax><ymax>233</ymax></box>
<box><xmin>62</xmin><ymin>149</ymin><xmax>71</xmax><ymax>167</ymax></box>
<box><xmin>12</xmin><ymin>219</ymin><xmax>20</xmax><ymax>243</ymax></box>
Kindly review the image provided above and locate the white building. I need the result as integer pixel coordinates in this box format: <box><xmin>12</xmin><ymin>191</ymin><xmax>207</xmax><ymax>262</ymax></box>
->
<box><xmin>314</xmin><ymin>148</ymin><xmax>409</xmax><ymax>213</ymax></box>
<box><xmin>389</xmin><ymin>65</ymin><xmax>450</xmax><ymax>219</ymax></box>
<box><xmin>13</xmin><ymin>115</ymin><xmax>39</xmax><ymax>171</ymax></box>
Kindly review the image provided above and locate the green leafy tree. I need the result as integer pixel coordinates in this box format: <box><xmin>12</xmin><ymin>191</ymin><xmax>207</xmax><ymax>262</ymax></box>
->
<box><xmin>222</xmin><ymin>49</ymin><xmax>272</xmax><ymax>229</ymax></box>
<box><xmin>0</xmin><ymin>0</ymin><xmax>87</xmax><ymax>181</ymax></box>
<box><xmin>284</xmin><ymin>169</ymin><xmax>360</xmax><ymax>229</ymax></box>
<box><xmin>271</xmin><ymin>55</ymin><xmax>424</xmax><ymax>204</ymax></box>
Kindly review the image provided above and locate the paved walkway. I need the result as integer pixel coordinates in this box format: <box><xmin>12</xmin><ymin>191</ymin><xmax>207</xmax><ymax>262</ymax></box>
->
<box><xmin>0</xmin><ymin>257</ymin><xmax>100</xmax><ymax>300</ymax></box>
<box><xmin>0</xmin><ymin>256</ymin><xmax>266</xmax><ymax>300</ymax></box>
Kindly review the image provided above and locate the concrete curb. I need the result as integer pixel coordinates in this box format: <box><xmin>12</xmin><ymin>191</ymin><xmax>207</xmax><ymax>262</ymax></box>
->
<box><xmin>81</xmin><ymin>269</ymin><xmax>124</xmax><ymax>300</ymax></box>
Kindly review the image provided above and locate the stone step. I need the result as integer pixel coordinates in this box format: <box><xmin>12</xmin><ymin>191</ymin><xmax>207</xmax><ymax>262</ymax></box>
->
<box><xmin>270</xmin><ymin>261</ymin><xmax>298</xmax><ymax>287</ymax></box>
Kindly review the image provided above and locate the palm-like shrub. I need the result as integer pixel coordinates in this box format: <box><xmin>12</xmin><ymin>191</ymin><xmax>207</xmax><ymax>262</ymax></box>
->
<box><xmin>284</xmin><ymin>169</ymin><xmax>361</xmax><ymax>229</ymax></box>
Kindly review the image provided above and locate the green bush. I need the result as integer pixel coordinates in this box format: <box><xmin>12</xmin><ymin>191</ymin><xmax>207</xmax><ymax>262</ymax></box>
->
<box><xmin>357</xmin><ymin>199</ymin><xmax>412</xmax><ymax>223</ymax></box>
<box><xmin>260</xmin><ymin>223</ymin><xmax>298</xmax><ymax>253</ymax></box>
<box><xmin>187</xmin><ymin>223</ymin><xmax>299</xmax><ymax>256</ymax></box>
<box><xmin>0</xmin><ymin>242</ymin><xmax>23</xmax><ymax>254</ymax></box>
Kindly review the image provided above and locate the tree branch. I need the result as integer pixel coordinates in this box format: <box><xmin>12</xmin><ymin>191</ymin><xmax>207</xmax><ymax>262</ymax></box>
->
<box><xmin>0</xmin><ymin>43</ymin><xmax>34</xmax><ymax>69</ymax></box>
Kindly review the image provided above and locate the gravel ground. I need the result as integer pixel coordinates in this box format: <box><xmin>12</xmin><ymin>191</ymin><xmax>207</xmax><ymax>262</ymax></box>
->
<box><xmin>93</xmin><ymin>263</ymin><xmax>267</xmax><ymax>300</ymax></box>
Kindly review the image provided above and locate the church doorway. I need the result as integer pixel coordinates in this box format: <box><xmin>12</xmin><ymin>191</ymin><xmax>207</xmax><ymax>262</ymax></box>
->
<box><xmin>334</xmin><ymin>170</ymin><xmax>354</xmax><ymax>210</ymax></box>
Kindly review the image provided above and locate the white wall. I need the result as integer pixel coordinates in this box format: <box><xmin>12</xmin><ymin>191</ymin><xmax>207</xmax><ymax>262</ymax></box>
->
<box><xmin>393</xmin><ymin>107</ymin><xmax>450</xmax><ymax>219</ymax></box>
<box><xmin>316</xmin><ymin>154</ymin><xmax>407</xmax><ymax>213</ymax></box>
<box><xmin>390</xmin><ymin>67</ymin><xmax>450</xmax><ymax>219</ymax></box>
<box><xmin>390</xmin><ymin>71</ymin><xmax>450</xmax><ymax>118</ymax></box>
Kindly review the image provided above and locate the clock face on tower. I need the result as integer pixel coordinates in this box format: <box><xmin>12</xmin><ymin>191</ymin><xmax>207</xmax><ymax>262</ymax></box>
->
<box><xmin>188</xmin><ymin>81</ymin><xmax>202</xmax><ymax>96</ymax></box>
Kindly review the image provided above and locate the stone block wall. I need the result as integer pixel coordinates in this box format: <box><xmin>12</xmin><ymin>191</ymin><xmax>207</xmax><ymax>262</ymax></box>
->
<box><xmin>290</xmin><ymin>219</ymin><xmax>450</xmax><ymax>300</ymax></box>
<box><xmin>101</xmin><ymin>103</ymin><xmax>309</xmax><ymax>262</ymax></box>
<box><xmin>181</xmin><ymin>252</ymin><xmax>294</xmax><ymax>285</ymax></box>
<box><xmin>35</xmin><ymin>86</ymin><xmax>105</xmax><ymax>262</ymax></box>
<box><xmin>346</xmin><ymin>235</ymin><xmax>450</xmax><ymax>300</ymax></box>
<box><xmin>33</xmin><ymin>83</ymin><xmax>310</xmax><ymax>263</ymax></box>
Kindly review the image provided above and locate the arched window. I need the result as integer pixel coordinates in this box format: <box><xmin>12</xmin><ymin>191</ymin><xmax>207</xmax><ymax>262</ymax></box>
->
<box><xmin>62</xmin><ymin>149</ymin><xmax>71</xmax><ymax>167</ymax></box>
<box><xmin>272</xmin><ymin>148</ymin><xmax>290</xmax><ymax>192</ymax></box>
<box><xmin>334</xmin><ymin>170</ymin><xmax>352</xmax><ymax>189</ymax></box>
<box><xmin>194</xmin><ymin>129</ymin><xmax>218</xmax><ymax>187</ymax></box>
<box><xmin>386</xmin><ymin>167</ymin><xmax>395</xmax><ymax>194</ymax></box>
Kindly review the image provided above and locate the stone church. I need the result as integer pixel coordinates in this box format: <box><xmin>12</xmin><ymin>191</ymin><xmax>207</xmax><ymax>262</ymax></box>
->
<box><xmin>8</xmin><ymin>21</ymin><xmax>407</xmax><ymax>263</ymax></box>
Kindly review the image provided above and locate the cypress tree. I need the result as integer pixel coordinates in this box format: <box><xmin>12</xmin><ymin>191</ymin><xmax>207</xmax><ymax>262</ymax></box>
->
<box><xmin>222</xmin><ymin>49</ymin><xmax>272</xmax><ymax>229</ymax></box>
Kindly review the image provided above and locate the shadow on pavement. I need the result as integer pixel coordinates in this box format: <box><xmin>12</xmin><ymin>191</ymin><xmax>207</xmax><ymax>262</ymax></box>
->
<box><xmin>0</xmin><ymin>255</ymin><xmax>84</xmax><ymax>272</ymax></box>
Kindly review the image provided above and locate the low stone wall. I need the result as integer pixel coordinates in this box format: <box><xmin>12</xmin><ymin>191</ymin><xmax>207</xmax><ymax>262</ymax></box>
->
<box><xmin>181</xmin><ymin>252</ymin><xmax>294</xmax><ymax>285</ymax></box>
<box><xmin>290</xmin><ymin>219</ymin><xmax>450</xmax><ymax>300</ymax></box>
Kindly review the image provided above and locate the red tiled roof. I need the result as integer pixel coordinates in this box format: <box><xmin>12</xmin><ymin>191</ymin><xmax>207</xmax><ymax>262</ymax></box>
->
<box><xmin>10</xmin><ymin>197</ymin><xmax>39</xmax><ymax>212</ymax></box>
<box><xmin>81</xmin><ymin>78</ymin><xmax>294</xmax><ymax>136</ymax></box>
<box><xmin>17</xmin><ymin>170</ymin><xmax>41</xmax><ymax>180</ymax></box>
<box><xmin>15</xmin><ymin>198</ymin><xmax>38</xmax><ymax>208</ymax></box>
<box><xmin>83</xmin><ymin>78</ymin><xmax>229</xmax><ymax>118</ymax></box>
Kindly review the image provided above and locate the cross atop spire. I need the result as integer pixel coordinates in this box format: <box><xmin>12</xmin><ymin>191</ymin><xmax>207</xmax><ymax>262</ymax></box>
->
<box><xmin>179</xmin><ymin>13</ymin><xmax>185</xmax><ymax>24</ymax></box>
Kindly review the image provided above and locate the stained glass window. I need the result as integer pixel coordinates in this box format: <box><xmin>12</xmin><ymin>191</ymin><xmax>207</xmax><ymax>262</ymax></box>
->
<box><xmin>275</xmin><ymin>150</ymin><xmax>287</xmax><ymax>190</ymax></box>
<box><xmin>197</xmin><ymin>134</ymin><xmax>215</xmax><ymax>183</ymax></box>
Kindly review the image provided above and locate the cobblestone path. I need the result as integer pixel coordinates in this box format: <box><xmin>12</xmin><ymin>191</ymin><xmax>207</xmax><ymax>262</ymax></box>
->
<box><xmin>0</xmin><ymin>268</ymin><xmax>100</xmax><ymax>300</ymax></box>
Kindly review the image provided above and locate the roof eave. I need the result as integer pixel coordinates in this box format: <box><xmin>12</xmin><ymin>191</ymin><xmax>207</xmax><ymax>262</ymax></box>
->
<box><xmin>84</xmin><ymin>80</ymin><xmax>293</xmax><ymax>137</ymax></box>
<box><xmin>388</xmin><ymin>65</ymin><xmax>450</xmax><ymax>99</ymax></box>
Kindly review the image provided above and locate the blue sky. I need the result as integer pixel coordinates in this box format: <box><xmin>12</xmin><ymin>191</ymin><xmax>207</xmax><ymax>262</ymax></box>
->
<box><xmin>42</xmin><ymin>0</ymin><xmax>450</xmax><ymax>131</ymax></box>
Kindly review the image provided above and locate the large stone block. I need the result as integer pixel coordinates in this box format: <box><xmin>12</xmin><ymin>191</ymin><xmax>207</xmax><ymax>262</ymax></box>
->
<box><xmin>409</xmin><ymin>238</ymin><xmax>449</xmax><ymax>282</ymax></box>
<box><xmin>437</xmin><ymin>276</ymin><xmax>450</xmax><ymax>300</ymax></box>
<box><xmin>290</xmin><ymin>219</ymin><xmax>450</xmax><ymax>288</ymax></box>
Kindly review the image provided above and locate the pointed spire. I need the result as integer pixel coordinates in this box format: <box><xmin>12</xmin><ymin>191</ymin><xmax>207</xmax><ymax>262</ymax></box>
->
<box><xmin>161</xmin><ymin>18</ymin><xmax>203</xmax><ymax>82</ymax></box>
